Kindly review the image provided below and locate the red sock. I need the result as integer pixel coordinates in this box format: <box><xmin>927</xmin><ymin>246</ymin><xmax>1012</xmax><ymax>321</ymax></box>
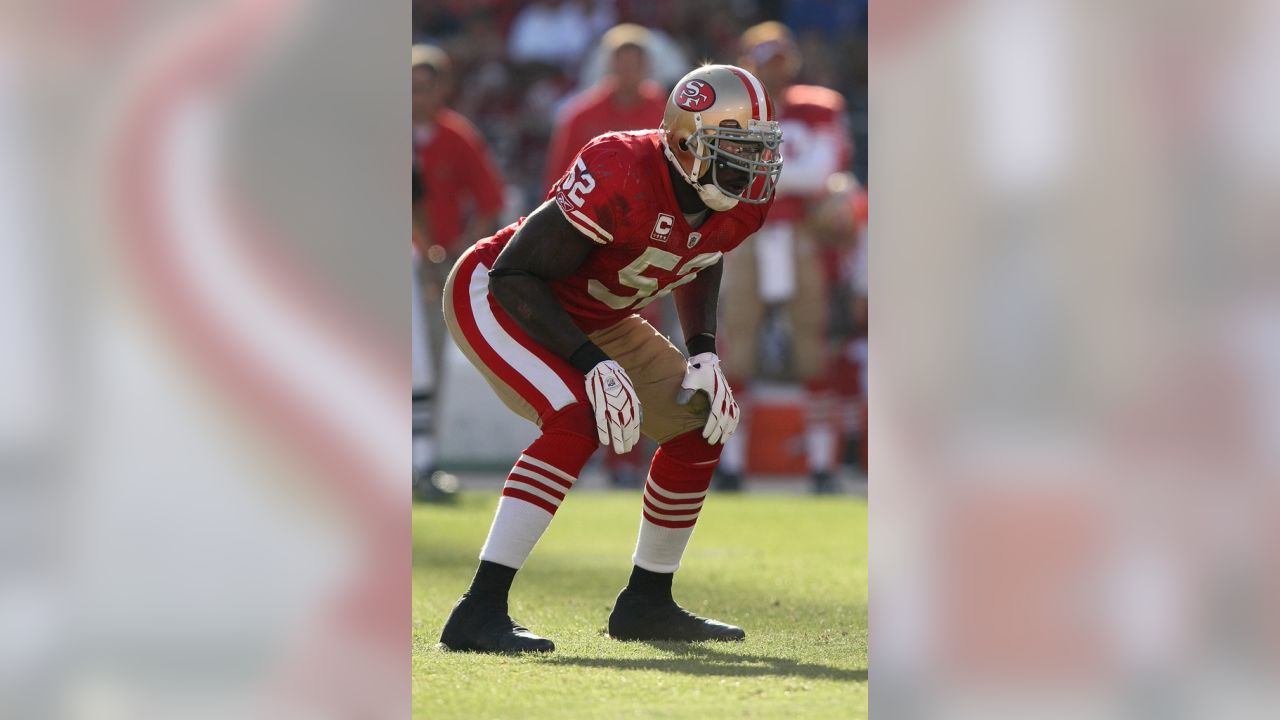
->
<box><xmin>632</xmin><ymin>430</ymin><xmax>723</xmax><ymax>572</ymax></box>
<box><xmin>479</xmin><ymin>403</ymin><xmax>597</xmax><ymax>569</ymax></box>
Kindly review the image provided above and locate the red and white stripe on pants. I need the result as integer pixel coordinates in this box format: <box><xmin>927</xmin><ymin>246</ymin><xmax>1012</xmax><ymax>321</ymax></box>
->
<box><xmin>448</xmin><ymin>247</ymin><xmax>589</xmax><ymax>421</ymax></box>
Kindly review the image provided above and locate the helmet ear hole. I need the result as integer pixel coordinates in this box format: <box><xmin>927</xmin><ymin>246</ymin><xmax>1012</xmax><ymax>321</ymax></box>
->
<box><xmin>679</xmin><ymin>139</ymin><xmax>689</xmax><ymax>151</ymax></box>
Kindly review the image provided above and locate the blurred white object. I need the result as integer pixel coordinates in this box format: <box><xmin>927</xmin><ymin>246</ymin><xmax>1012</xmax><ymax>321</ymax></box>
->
<box><xmin>967</xmin><ymin>0</ymin><xmax>1070</xmax><ymax>196</ymax></box>
<box><xmin>437</xmin><ymin>340</ymin><xmax>539</xmax><ymax>465</ymax></box>
<box><xmin>754</xmin><ymin>223</ymin><xmax>797</xmax><ymax>303</ymax></box>
<box><xmin>509</xmin><ymin>0</ymin><xmax>614</xmax><ymax>68</ymax></box>
<box><xmin>0</xmin><ymin>0</ymin><xmax>412</xmax><ymax>717</ymax></box>
<box><xmin>575</xmin><ymin>27</ymin><xmax>691</xmax><ymax>91</ymax></box>
<box><xmin>0</xmin><ymin>52</ymin><xmax>56</xmax><ymax>451</ymax></box>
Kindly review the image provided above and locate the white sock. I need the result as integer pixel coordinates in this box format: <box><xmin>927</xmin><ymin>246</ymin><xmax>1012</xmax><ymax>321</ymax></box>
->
<box><xmin>632</xmin><ymin>519</ymin><xmax>696</xmax><ymax>573</ymax></box>
<box><xmin>478</xmin><ymin>496</ymin><xmax>555</xmax><ymax>570</ymax></box>
<box><xmin>478</xmin><ymin>453</ymin><xmax>578</xmax><ymax>569</ymax></box>
<box><xmin>632</xmin><ymin>472</ymin><xmax>707</xmax><ymax>573</ymax></box>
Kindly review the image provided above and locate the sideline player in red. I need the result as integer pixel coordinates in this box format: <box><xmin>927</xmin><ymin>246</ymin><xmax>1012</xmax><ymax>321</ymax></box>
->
<box><xmin>438</xmin><ymin>64</ymin><xmax>783</xmax><ymax>653</ymax></box>
<box><xmin>719</xmin><ymin>22</ymin><xmax>852</xmax><ymax>493</ymax></box>
<box><xmin>412</xmin><ymin>44</ymin><xmax>506</xmax><ymax>491</ymax></box>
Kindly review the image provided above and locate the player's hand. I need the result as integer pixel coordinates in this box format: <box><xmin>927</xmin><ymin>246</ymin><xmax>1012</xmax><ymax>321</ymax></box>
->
<box><xmin>675</xmin><ymin>352</ymin><xmax>739</xmax><ymax>445</ymax></box>
<box><xmin>585</xmin><ymin>360</ymin><xmax>642</xmax><ymax>454</ymax></box>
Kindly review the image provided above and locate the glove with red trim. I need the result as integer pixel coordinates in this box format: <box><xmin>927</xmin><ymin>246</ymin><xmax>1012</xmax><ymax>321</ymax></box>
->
<box><xmin>586</xmin><ymin>360</ymin><xmax>642</xmax><ymax>453</ymax></box>
<box><xmin>675</xmin><ymin>352</ymin><xmax>739</xmax><ymax>445</ymax></box>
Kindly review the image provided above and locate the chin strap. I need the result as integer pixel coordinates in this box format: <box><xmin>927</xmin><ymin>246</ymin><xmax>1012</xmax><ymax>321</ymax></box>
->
<box><xmin>697</xmin><ymin>184</ymin><xmax>740</xmax><ymax>212</ymax></box>
<box><xmin>661</xmin><ymin>133</ymin><xmax>740</xmax><ymax>213</ymax></box>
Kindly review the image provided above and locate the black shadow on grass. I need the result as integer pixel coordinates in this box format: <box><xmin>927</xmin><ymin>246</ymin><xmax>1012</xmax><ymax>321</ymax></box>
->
<box><xmin>546</xmin><ymin>641</ymin><xmax>865</xmax><ymax>682</ymax></box>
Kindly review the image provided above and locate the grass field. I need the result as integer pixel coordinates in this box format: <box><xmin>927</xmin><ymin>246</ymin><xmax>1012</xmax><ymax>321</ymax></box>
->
<box><xmin>413</xmin><ymin>489</ymin><xmax>867</xmax><ymax>719</ymax></box>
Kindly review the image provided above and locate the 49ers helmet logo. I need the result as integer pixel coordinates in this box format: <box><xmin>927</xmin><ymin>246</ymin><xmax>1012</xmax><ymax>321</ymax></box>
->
<box><xmin>676</xmin><ymin>79</ymin><xmax>716</xmax><ymax>111</ymax></box>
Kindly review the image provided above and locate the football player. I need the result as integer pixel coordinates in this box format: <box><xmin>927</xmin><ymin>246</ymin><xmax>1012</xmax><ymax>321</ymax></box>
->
<box><xmin>438</xmin><ymin>64</ymin><xmax>783</xmax><ymax>653</ymax></box>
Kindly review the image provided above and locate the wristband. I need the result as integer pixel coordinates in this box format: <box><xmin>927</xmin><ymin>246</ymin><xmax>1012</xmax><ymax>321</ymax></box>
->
<box><xmin>568</xmin><ymin>341</ymin><xmax>611</xmax><ymax>374</ymax></box>
<box><xmin>685</xmin><ymin>333</ymin><xmax>717</xmax><ymax>357</ymax></box>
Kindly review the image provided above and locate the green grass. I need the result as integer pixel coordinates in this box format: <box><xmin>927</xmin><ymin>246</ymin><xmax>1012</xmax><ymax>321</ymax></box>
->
<box><xmin>413</xmin><ymin>490</ymin><xmax>867</xmax><ymax>719</ymax></box>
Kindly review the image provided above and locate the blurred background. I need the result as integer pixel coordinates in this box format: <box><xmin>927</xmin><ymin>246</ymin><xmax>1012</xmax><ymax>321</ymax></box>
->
<box><xmin>0</xmin><ymin>1</ymin><xmax>408</xmax><ymax>717</ymax></box>
<box><xmin>410</xmin><ymin>0</ymin><xmax>869</xmax><ymax>499</ymax></box>
<box><xmin>873</xmin><ymin>0</ymin><xmax>1280</xmax><ymax>717</ymax></box>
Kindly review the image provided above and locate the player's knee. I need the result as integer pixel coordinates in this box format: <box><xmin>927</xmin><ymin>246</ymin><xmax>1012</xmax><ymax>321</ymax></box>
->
<box><xmin>659</xmin><ymin>429</ymin><xmax>724</xmax><ymax>466</ymax></box>
<box><xmin>540</xmin><ymin>402</ymin><xmax>598</xmax><ymax>453</ymax></box>
<box><xmin>651</xmin><ymin>430</ymin><xmax>722</xmax><ymax>496</ymax></box>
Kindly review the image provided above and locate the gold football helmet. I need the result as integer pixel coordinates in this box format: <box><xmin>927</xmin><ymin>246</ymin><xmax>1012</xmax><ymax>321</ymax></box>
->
<box><xmin>660</xmin><ymin>64</ymin><xmax>783</xmax><ymax>210</ymax></box>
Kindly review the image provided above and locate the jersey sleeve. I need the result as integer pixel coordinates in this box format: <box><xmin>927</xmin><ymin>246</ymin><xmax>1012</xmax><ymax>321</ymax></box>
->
<box><xmin>551</xmin><ymin>138</ymin><xmax>632</xmax><ymax>246</ymax></box>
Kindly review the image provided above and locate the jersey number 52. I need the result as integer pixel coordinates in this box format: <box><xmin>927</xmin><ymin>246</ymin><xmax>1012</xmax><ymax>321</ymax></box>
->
<box><xmin>589</xmin><ymin>248</ymin><xmax>722</xmax><ymax>310</ymax></box>
<box><xmin>562</xmin><ymin>157</ymin><xmax>596</xmax><ymax>207</ymax></box>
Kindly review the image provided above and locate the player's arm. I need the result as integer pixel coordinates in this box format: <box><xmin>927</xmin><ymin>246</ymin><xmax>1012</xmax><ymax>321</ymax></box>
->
<box><xmin>490</xmin><ymin>199</ymin><xmax>642</xmax><ymax>454</ymax></box>
<box><xmin>673</xmin><ymin>260</ymin><xmax>722</xmax><ymax>357</ymax></box>
<box><xmin>672</xmin><ymin>260</ymin><xmax>739</xmax><ymax>444</ymax></box>
<box><xmin>488</xmin><ymin>199</ymin><xmax>608</xmax><ymax>372</ymax></box>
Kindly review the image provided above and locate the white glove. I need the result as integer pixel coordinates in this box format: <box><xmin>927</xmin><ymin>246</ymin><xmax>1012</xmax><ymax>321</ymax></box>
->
<box><xmin>675</xmin><ymin>352</ymin><xmax>739</xmax><ymax>445</ymax></box>
<box><xmin>585</xmin><ymin>360</ymin><xmax>642</xmax><ymax>454</ymax></box>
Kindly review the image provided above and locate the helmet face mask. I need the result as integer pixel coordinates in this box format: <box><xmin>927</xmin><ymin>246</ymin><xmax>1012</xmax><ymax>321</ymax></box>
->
<box><xmin>661</xmin><ymin>64</ymin><xmax>784</xmax><ymax>209</ymax></box>
<box><xmin>688</xmin><ymin>119</ymin><xmax>782</xmax><ymax>204</ymax></box>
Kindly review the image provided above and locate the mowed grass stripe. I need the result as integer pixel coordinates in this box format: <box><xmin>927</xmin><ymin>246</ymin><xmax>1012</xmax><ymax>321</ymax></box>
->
<box><xmin>413</xmin><ymin>491</ymin><xmax>867</xmax><ymax>720</ymax></box>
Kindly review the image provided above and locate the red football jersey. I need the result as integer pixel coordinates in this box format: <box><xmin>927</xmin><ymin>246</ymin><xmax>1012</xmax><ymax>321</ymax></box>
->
<box><xmin>415</xmin><ymin>108</ymin><xmax>506</xmax><ymax>254</ymax></box>
<box><xmin>472</xmin><ymin>130</ymin><xmax>773</xmax><ymax>333</ymax></box>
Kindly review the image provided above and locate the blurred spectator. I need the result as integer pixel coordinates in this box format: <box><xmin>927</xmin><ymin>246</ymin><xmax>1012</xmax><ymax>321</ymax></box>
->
<box><xmin>509</xmin><ymin>0</ymin><xmax>615</xmax><ymax>69</ymax></box>
<box><xmin>543</xmin><ymin>23</ymin><xmax>668</xmax><ymax>189</ymax></box>
<box><xmin>412</xmin><ymin>44</ymin><xmax>505</xmax><ymax>259</ymax></box>
<box><xmin>809</xmin><ymin>172</ymin><xmax>870</xmax><ymax>472</ymax></box>
<box><xmin>414</xmin><ymin>0</ymin><xmax>866</xmax><ymax>216</ymax></box>
<box><xmin>412</xmin><ymin>43</ymin><xmax>505</xmax><ymax>487</ymax></box>
<box><xmin>575</xmin><ymin>24</ymin><xmax>691</xmax><ymax>90</ymax></box>
<box><xmin>718</xmin><ymin>21</ymin><xmax>853</xmax><ymax>493</ymax></box>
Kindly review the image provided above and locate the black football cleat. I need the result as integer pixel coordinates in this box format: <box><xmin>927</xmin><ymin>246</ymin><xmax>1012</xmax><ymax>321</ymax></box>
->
<box><xmin>438</xmin><ymin>595</ymin><xmax>555</xmax><ymax>654</ymax></box>
<box><xmin>608</xmin><ymin>588</ymin><xmax>746</xmax><ymax>642</ymax></box>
